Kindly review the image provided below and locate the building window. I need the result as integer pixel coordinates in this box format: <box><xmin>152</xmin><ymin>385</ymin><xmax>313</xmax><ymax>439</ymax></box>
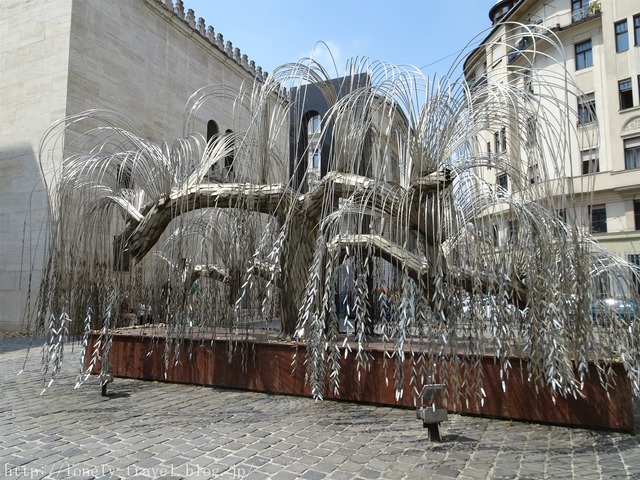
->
<box><xmin>557</xmin><ymin>208</ymin><xmax>567</xmax><ymax>223</ymax></box>
<box><xmin>207</xmin><ymin>120</ymin><xmax>219</xmax><ymax>142</ymax></box>
<box><xmin>224</xmin><ymin>129</ymin><xmax>234</xmax><ymax>172</ymax></box>
<box><xmin>615</xmin><ymin>20</ymin><xmax>629</xmax><ymax>52</ymax></box>
<box><xmin>577</xmin><ymin>93</ymin><xmax>596</xmax><ymax>125</ymax></box>
<box><xmin>308</xmin><ymin>114</ymin><xmax>321</xmax><ymax>134</ymax></box>
<box><xmin>494</xmin><ymin>128</ymin><xmax>506</xmax><ymax>152</ymax></box>
<box><xmin>581</xmin><ymin>149</ymin><xmax>599</xmax><ymax>174</ymax></box>
<box><xmin>526</xmin><ymin>116</ymin><xmax>537</xmax><ymax>146</ymax></box>
<box><xmin>575</xmin><ymin>40</ymin><xmax>593</xmax><ymax>70</ymax></box>
<box><xmin>524</xmin><ymin>72</ymin><xmax>533</xmax><ymax>94</ymax></box>
<box><xmin>497</xmin><ymin>173</ymin><xmax>508</xmax><ymax>195</ymax></box>
<box><xmin>116</xmin><ymin>163</ymin><xmax>133</xmax><ymax>189</ymax></box>
<box><xmin>634</xmin><ymin>14</ymin><xmax>640</xmax><ymax>46</ymax></box>
<box><xmin>491</xmin><ymin>41</ymin><xmax>502</xmax><ymax>68</ymax></box>
<box><xmin>629</xmin><ymin>254</ymin><xmax>640</xmax><ymax>294</ymax></box>
<box><xmin>625</xmin><ymin>137</ymin><xmax>640</xmax><ymax>170</ymax></box>
<box><xmin>204</xmin><ymin>121</ymin><xmax>221</xmax><ymax>179</ymax></box>
<box><xmin>508</xmin><ymin>220</ymin><xmax>518</xmax><ymax>240</ymax></box>
<box><xmin>571</xmin><ymin>0</ymin><xmax>588</xmax><ymax>22</ymax></box>
<box><xmin>528</xmin><ymin>164</ymin><xmax>539</xmax><ymax>184</ymax></box>
<box><xmin>309</xmin><ymin>143</ymin><xmax>320</xmax><ymax>170</ymax></box>
<box><xmin>590</xmin><ymin>204</ymin><xmax>607</xmax><ymax>233</ymax></box>
<box><xmin>634</xmin><ymin>200</ymin><xmax>640</xmax><ymax>230</ymax></box>
<box><xmin>113</xmin><ymin>236</ymin><xmax>130</xmax><ymax>272</ymax></box>
<box><xmin>619</xmin><ymin>79</ymin><xmax>633</xmax><ymax>110</ymax></box>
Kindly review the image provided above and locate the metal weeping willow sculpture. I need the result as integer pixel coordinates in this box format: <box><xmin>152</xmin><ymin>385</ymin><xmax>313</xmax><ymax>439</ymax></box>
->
<box><xmin>30</xmin><ymin>25</ymin><xmax>640</xmax><ymax>407</ymax></box>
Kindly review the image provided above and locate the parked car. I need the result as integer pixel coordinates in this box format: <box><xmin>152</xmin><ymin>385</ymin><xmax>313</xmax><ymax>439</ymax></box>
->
<box><xmin>590</xmin><ymin>298</ymin><xmax>636</xmax><ymax>324</ymax></box>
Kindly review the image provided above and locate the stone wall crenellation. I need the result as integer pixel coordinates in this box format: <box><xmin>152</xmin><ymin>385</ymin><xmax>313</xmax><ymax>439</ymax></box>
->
<box><xmin>174</xmin><ymin>0</ymin><xmax>185</xmax><ymax>18</ymax></box>
<box><xmin>158</xmin><ymin>0</ymin><xmax>268</xmax><ymax>81</ymax></box>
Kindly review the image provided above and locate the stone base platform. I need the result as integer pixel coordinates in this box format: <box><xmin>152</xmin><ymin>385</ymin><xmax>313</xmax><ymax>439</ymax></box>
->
<box><xmin>86</xmin><ymin>329</ymin><xmax>633</xmax><ymax>431</ymax></box>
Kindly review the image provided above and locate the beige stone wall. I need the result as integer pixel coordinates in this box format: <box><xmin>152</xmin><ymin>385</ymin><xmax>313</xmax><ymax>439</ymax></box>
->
<box><xmin>66</xmin><ymin>0</ymin><xmax>256</xmax><ymax>144</ymax></box>
<box><xmin>0</xmin><ymin>0</ymin><xmax>73</xmax><ymax>331</ymax></box>
<box><xmin>0</xmin><ymin>0</ymin><xmax>286</xmax><ymax>330</ymax></box>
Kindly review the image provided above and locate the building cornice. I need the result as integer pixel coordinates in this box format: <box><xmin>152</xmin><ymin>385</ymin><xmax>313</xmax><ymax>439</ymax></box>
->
<box><xmin>144</xmin><ymin>0</ymin><xmax>268</xmax><ymax>82</ymax></box>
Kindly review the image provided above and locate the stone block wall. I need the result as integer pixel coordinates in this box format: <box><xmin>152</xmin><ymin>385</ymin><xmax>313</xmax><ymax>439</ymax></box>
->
<box><xmin>0</xmin><ymin>0</ymin><xmax>284</xmax><ymax>330</ymax></box>
<box><xmin>0</xmin><ymin>0</ymin><xmax>73</xmax><ymax>331</ymax></box>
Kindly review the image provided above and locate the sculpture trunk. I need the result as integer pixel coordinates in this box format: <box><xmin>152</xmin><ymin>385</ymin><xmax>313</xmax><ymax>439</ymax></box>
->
<box><xmin>278</xmin><ymin>218</ymin><xmax>316</xmax><ymax>335</ymax></box>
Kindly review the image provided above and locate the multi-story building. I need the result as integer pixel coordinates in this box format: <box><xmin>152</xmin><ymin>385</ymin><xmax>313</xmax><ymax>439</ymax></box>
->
<box><xmin>288</xmin><ymin>73</ymin><xmax>414</xmax><ymax>330</ymax></box>
<box><xmin>0</xmin><ymin>0</ymin><xmax>281</xmax><ymax>331</ymax></box>
<box><xmin>463</xmin><ymin>0</ymin><xmax>640</xmax><ymax>291</ymax></box>
<box><xmin>289</xmin><ymin>74</ymin><xmax>371</xmax><ymax>192</ymax></box>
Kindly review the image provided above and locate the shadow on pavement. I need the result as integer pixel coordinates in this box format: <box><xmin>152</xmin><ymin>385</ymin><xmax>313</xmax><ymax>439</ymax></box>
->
<box><xmin>0</xmin><ymin>336</ymin><xmax>42</xmax><ymax>355</ymax></box>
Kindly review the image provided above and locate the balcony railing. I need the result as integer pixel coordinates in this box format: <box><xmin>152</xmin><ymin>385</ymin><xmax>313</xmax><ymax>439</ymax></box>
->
<box><xmin>506</xmin><ymin>6</ymin><xmax>601</xmax><ymax>65</ymax></box>
<box><xmin>571</xmin><ymin>3</ymin><xmax>601</xmax><ymax>25</ymax></box>
<box><xmin>507</xmin><ymin>36</ymin><xmax>532</xmax><ymax>64</ymax></box>
<box><xmin>469</xmin><ymin>75</ymin><xmax>488</xmax><ymax>92</ymax></box>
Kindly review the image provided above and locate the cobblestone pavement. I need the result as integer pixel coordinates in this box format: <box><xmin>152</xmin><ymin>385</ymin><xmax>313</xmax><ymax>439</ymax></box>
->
<box><xmin>2</xmin><ymin>337</ymin><xmax>640</xmax><ymax>479</ymax></box>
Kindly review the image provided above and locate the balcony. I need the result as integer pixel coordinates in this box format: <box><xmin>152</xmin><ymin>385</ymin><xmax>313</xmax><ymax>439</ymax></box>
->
<box><xmin>571</xmin><ymin>3</ymin><xmax>601</xmax><ymax>25</ymax></box>
<box><xmin>507</xmin><ymin>4</ymin><xmax>601</xmax><ymax>66</ymax></box>
<box><xmin>507</xmin><ymin>36</ymin><xmax>532</xmax><ymax>65</ymax></box>
<box><xmin>470</xmin><ymin>75</ymin><xmax>488</xmax><ymax>91</ymax></box>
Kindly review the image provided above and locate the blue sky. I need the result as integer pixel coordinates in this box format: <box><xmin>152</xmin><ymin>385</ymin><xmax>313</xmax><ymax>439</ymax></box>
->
<box><xmin>183</xmin><ymin>0</ymin><xmax>497</xmax><ymax>79</ymax></box>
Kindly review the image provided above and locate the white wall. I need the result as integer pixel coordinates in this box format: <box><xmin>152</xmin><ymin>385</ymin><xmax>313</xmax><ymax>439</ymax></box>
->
<box><xmin>0</xmin><ymin>0</ymin><xmax>73</xmax><ymax>331</ymax></box>
<box><xmin>0</xmin><ymin>0</ymin><xmax>285</xmax><ymax>330</ymax></box>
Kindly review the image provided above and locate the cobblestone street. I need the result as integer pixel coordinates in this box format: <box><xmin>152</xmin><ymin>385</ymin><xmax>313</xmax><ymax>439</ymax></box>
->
<box><xmin>2</xmin><ymin>337</ymin><xmax>640</xmax><ymax>479</ymax></box>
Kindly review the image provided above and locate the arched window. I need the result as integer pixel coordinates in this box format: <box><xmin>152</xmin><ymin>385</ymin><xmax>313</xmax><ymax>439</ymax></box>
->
<box><xmin>204</xmin><ymin>121</ymin><xmax>220</xmax><ymax>181</ymax></box>
<box><xmin>224</xmin><ymin>129</ymin><xmax>234</xmax><ymax>173</ymax></box>
<box><xmin>308</xmin><ymin>114</ymin><xmax>321</xmax><ymax>135</ymax></box>
<box><xmin>207</xmin><ymin>120</ymin><xmax>219</xmax><ymax>142</ymax></box>
<box><xmin>117</xmin><ymin>164</ymin><xmax>133</xmax><ymax>189</ymax></box>
<box><xmin>305</xmin><ymin>113</ymin><xmax>322</xmax><ymax>177</ymax></box>
<box><xmin>308</xmin><ymin>142</ymin><xmax>321</xmax><ymax>173</ymax></box>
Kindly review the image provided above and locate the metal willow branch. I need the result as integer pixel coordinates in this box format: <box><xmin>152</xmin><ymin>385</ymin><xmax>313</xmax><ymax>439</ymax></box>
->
<box><xmin>29</xmin><ymin>24</ymin><xmax>640</xmax><ymax>404</ymax></box>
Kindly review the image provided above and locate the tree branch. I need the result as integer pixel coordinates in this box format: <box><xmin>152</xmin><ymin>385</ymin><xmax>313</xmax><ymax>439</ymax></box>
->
<box><xmin>121</xmin><ymin>182</ymin><xmax>293</xmax><ymax>262</ymax></box>
<box><xmin>327</xmin><ymin>233</ymin><xmax>528</xmax><ymax>305</ymax></box>
<box><xmin>120</xmin><ymin>172</ymin><xmax>449</xmax><ymax>265</ymax></box>
<box><xmin>190</xmin><ymin>260</ymin><xmax>281</xmax><ymax>287</ymax></box>
<box><xmin>327</xmin><ymin>233</ymin><xmax>428</xmax><ymax>281</ymax></box>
